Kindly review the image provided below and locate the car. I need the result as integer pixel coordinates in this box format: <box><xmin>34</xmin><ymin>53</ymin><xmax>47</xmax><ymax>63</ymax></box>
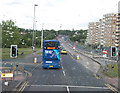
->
<box><xmin>61</xmin><ymin>49</ymin><xmax>67</xmax><ymax>54</ymax></box>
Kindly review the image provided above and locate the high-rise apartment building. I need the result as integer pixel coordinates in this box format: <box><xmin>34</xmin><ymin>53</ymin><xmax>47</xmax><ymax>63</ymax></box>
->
<box><xmin>87</xmin><ymin>22</ymin><xmax>99</xmax><ymax>45</ymax></box>
<box><xmin>87</xmin><ymin>13</ymin><xmax>118</xmax><ymax>48</ymax></box>
<box><xmin>103</xmin><ymin>13</ymin><xmax>117</xmax><ymax>47</ymax></box>
<box><xmin>86</xmin><ymin>22</ymin><xmax>94</xmax><ymax>45</ymax></box>
<box><xmin>99</xmin><ymin>19</ymin><xmax>104</xmax><ymax>47</ymax></box>
<box><xmin>115</xmin><ymin>13</ymin><xmax>120</xmax><ymax>48</ymax></box>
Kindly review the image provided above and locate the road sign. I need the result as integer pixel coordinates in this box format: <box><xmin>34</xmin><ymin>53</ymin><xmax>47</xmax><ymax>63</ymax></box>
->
<box><xmin>1</xmin><ymin>73</ymin><xmax>13</xmax><ymax>78</ymax></box>
<box><xmin>103</xmin><ymin>54</ymin><xmax>107</xmax><ymax>57</ymax></box>
<box><xmin>73</xmin><ymin>45</ymin><xmax>75</xmax><ymax>49</ymax></box>
<box><xmin>103</xmin><ymin>49</ymin><xmax>107</xmax><ymax>54</ymax></box>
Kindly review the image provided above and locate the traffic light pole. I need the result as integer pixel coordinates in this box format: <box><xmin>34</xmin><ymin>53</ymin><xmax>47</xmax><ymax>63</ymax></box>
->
<box><xmin>117</xmin><ymin>47</ymin><xmax>120</xmax><ymax>63</ymax></box>
<box><xmin>10</xmin><ymin>45</ymin><xmax>18</xmax><ymax>81</ymax></box>
<box><xmin>13</xmin><ymin>58</ymin><xmax>15</xmax><ymax>81</ymax></box>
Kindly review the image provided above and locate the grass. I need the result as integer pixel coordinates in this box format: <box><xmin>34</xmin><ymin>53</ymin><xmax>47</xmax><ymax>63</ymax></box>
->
<box><xmin>2</xmin><ymin>48</ymin><xmax>40</xmax><ymax>59</ymax></box>
<box><xmin>85</xmin><ymin>45</ymin><xmax>92</xmax><ymax>50</ymax></box>
<box><xmin>104</xmin><ymin>64</ymin><xmax>119</xmax><ymax>77</ymax></box>
<box><xmin>36</xmin><ymin>52</ymin><xmax>43</xmax><ymax>55</ymax></box>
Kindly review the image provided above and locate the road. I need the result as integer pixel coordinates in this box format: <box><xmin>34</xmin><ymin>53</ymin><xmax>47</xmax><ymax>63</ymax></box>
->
<box><xmin>19</xmin><ymin>53</ymin><xmax>113</xmax><ymax>92</ymax></box>
<box><xmin>1</xmin><ymin>38</ymin><xmax>115</xmax><ymax>92</ymax></box>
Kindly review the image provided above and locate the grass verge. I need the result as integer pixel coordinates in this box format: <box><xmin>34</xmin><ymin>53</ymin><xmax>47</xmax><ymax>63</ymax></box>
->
<box><xmin>103</xmin><ymin>64</ymin><xmax>119</xmax><ymax>77</ymax></box>
<box><xmin>2</xmin><ymin>48</ymin><xmax>40</xmax><ymax>59</ymax></box>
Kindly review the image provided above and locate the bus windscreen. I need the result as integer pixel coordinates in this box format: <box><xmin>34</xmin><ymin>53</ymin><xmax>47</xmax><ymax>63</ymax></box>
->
<box><xmin>44</xmin><ymin>41</ymin><xmax>58</xmax><ymax>49</ymax></box>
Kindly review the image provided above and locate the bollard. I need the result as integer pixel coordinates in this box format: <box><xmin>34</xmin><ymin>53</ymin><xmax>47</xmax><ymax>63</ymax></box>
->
<box><xmin>4</xmin><ymin>81</ymin><xmax>8</xmax><ymax>86</ymax></box>
<box><xmin>77</xmin><ymin>55</ymin><xmax>79</xmax><ymax>60</ymax></box>
<box><xmin>34</xmin><ymin>57</ymin><xmax>37</xmax><ymax>63</ymax></box>
<box><xmin>111</xmin><ymin>65</ymin><xmax>114</xmax><ymax>77</ymax></box>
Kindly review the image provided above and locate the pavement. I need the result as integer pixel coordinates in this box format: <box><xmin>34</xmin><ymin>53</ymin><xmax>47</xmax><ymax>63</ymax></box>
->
<box><xmin>1</xmin><ymin>49</ymin><xmax>42</xmax><ymax>92</ymax></box>
<box><xmin>2</xmin><ymin>70</ymin><xmax>26</xmax><ymax>92</ymax></box>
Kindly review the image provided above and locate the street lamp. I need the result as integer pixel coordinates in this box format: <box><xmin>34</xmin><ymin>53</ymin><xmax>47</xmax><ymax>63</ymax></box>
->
<box><xmin>32</xmin><ymin>4</ymin><xmax>38</xmax><ymax>48</ymax></box>
<box><xmin>41</xmin><ymin>23</ymin><xmax>44</xmax><ymax>49</ymax></box>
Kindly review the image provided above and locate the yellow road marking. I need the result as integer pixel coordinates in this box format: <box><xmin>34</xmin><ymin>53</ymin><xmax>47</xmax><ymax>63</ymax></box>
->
<box><xmin>17</xmin><ymin>70</ymin><xmax>32</xmax><ymax>93</ymax></box>
<box><xmin>105</xmin><ymin>84</ymin><xmax>118</xmax><ymax>93</ymax></box>
<box><xmin>20</xmin><ymin>81</ymin><xmax>28</xmax><ymax>93</ymax></box>
<box><xmin>17</xmin><ymin>81</ymin><xmax>27</xmax><ymax>93</ymax></box>
<box><xmin>68</xmin><ymin>52</ymin><xmax>74</xmax><ymax>59</ymax></box>
<box><xmin>94</xmin><ymin>74</ymin><xmax>100</xmax><ymax>79</ymax></box>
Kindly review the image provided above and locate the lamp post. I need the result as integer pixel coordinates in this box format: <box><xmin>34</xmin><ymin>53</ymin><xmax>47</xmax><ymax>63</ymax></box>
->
<box><xmin>41</xmin><ymin>23</ymin><xmax>44</xmax><ymax>49</ymax></box>
<box><xmin>32</xmin><ymin>4</ymin><xmax>38</xmax><ymax>48</ymax></box>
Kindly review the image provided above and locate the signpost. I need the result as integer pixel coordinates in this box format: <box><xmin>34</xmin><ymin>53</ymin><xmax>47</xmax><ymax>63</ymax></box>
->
<box><xmin>103</xmin><ymin>49</ymin><xmax>107</xmax><ymax>57</ymax></box>
<box><xmin>73</xmin><ymin>45</ymin><xmax>75</xmax><ymax>49</ymax></box>
<box><xmin>1</xmin><ymin>72</ymin><xmax>13</xmax><ymax>81</ymax></box>
<box><xmin>103</xmin><ymin>49</ymin><xmax>107</xmax><ymax>72</ymax></box>
<box><xmin>1</xmin><ymin>73</ymin><xmax>13</xmax><ymax>78</ymax></box>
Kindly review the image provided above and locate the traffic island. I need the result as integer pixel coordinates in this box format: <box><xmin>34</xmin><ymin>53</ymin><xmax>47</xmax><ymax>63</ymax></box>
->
<box><xmin>1</xmin><ymin>65</ymin><xmax>28</xmax><ymax>92</ymax></box>
<box><xmin>2</xmin><ymin>70</ymin><xmax>26</xmax><ymax>92</ymax></box>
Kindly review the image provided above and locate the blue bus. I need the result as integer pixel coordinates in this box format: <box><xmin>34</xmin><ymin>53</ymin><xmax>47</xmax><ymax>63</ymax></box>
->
<box><xmin>42</xmin><ymin>40</ymin><xmax>61</xmax><ymax>68</ymax></box>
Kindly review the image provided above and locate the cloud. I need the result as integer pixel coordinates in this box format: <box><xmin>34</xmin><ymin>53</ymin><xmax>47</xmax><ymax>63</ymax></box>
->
<box><xmin>4</xmin><ymin>0</ymin><xmax>23</xmax><ymax>6</ymax></box>
<box><xmin>0</xmin><ymin>0</ymin><xmax>119</xmax><ymax>30</ymax></box>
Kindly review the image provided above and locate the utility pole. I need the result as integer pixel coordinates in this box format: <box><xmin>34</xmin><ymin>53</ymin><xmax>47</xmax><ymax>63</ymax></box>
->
<box><xmin>41</xmin><ymin>24</ymin><xmax>44</xmax><ymax>49</ymax></box>
<box><xmin>91</xmin><ymin>37</ymin><xmax>94</xmax><ymax>58</ymax></box>
<box><xmin>32</xmin><ymin>4</ymin><xmax>38</xmax><ymax>49</ymax></box>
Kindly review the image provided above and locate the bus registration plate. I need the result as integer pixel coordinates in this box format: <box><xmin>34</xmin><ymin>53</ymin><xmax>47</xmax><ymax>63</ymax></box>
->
<box><xmin>46</xmin><ymin>61</ymin><xmax>52</xmax><ymax>63</ymax></box>
<box><xmin>49</xmin><ymin>66</ymin><xmax>53</xmax><ymax>67</ymax></box>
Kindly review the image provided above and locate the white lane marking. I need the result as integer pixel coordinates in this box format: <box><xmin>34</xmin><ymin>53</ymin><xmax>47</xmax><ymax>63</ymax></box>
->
<box><xmin>85</xmin><ymin>62</ymin><xmax>90</xmax><ymax>69</ymax></box>
<box><xmin>60</xmin><ymin>58</ymin><xmax>62</xmax><ymax>61</ymax></box>
<box><xmin>62</xmin><ymin>66</ymin><xmax>64</xmax><ymax>69</ymax></box>
<box><xmin>67</xmin><ymin>86</ymin><xmax>70</xmax><ymax>93</ymax></box>
<box><xmin>86</xmin><ymin>62</ymin><xmax>89</xmax><ymax>65</ymax></box>
<box><xmin>63</xmin><ymin>71</ymin><xmax>66</xmax><ymax>76</ymax></box>
<box><xmin>26</xmin><ymin>85</ymin><xmax>109</xmax><ymax>89</ymax></box>
<box><xmin>85</xmin><ymin>66</ymin><xmax>88</xmax><ymax>69</ymax></box>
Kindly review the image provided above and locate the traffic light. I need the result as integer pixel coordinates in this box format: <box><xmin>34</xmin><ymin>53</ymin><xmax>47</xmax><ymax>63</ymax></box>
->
<box><xmin>111</xmin><ymin>46</ymin><xmax>116</xmax><ymax>57</ymax></box>
<box><xmin>10</xmin><ymin>45</ymin><xmax>17</xmax><ymax>58</ymax></box>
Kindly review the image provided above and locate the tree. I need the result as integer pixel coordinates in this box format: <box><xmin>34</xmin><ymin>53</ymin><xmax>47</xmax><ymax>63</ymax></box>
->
<box><xmin>2</xmin><ymin>20</ymin><xmax>21</xmax><ymax>48</ymax></box>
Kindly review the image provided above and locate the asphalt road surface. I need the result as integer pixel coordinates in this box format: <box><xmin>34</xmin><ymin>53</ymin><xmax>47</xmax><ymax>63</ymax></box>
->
<box><xmin>21</xmin><ymin>53</ymin><xmax>113</xmax><ymax>93</ymax></box>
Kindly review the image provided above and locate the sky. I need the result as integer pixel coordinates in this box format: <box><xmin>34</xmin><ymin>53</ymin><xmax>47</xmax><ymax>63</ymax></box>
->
<box><xmin>0</xmin><ymin>0</ymin><xmax>119</xmax><ymax>30</ymax></box>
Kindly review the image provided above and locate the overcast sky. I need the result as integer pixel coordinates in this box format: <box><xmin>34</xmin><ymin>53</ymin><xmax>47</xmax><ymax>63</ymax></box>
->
<box><xmin>0</xmin><ymin>0</ymin><xmax>119</xmax><ymax>30</ymax></box>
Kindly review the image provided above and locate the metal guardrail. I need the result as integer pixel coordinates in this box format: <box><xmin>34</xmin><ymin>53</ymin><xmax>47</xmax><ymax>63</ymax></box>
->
<box><xmin>67</xmin><ymin>41</ymin><xmax>117</xmax><ymax>63</ymax></box>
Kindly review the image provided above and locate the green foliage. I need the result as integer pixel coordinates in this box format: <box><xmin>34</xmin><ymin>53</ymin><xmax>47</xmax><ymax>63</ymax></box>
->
<box><xmin>104</xmin><ymin>64</ymin><xmax>119</xmax><ymax>77</ymax></box>
<box><xmin>69</xmin><ymin>30</ymin><xmax>87</xmax><ymax>44</ymax></box>
<box><xmin>43</xmin><ymin>29</ymin><xmax>57</xmax><ymax>40</ymax></box>
<box><xmin>2</xmin><ymin>20</ymin><xmax>21</xmax><ymax>48</ymax></box>
<box><xmin>1</xmin><ymin>20</ymin><xmax>87</xmax><ymax>48</ymax></box>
